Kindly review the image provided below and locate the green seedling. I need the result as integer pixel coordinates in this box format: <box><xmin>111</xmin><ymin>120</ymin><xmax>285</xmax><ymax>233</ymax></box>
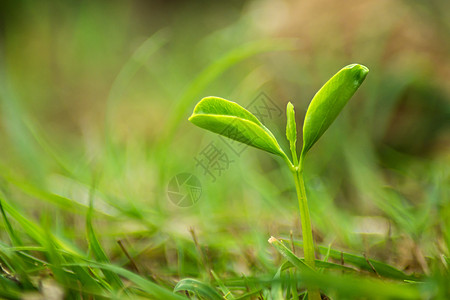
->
<box><xmin>189</xmin><ymin>64</ymin><xmax>369</xmax><ymax>299</ymax></box>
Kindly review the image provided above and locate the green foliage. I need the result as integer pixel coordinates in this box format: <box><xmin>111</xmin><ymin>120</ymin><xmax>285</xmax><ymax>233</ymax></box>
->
<box><xmin>174</xmin><ymin>278</ymin><xmax>222</xmax><ymax>300</ymax></box>
<box><xmin>189</xmin><ymin>96</ymin><xmax>288</xmax><ymax>158</ymax></box>
<box><xmin>0</xmin><ymin>2</ymin><xmax>447</xmax><ymax>298</ymax></box>
<box><xmin>189</xmin><ymin>64</ymin><xmax>369</xmax><ymax>168</ymax></box>
<box><xmin>286</xmin><ymin>102</ymin><xmax>298</xmax><ymax>165</ymax></box>
<box><xmin>269</xmin><ymin>237</ymin><xmax>321</xmax><ymax>299</ymax></box>
<box><xmin>268</xmin><ymin>237</ymin><xmax>313</xmax><ymax>273</ymax></box>
<box><xmin>288</xmin><ymin>239</ymin><xmax>418</xmax><ymax>281</ymax></box>
<box><xmin>86</xmin><ymin>189</ymin><xmax>125</xmax><ymax>293</ymax></box>
<box><xmin>71</xmin><ymin>262</ymin><xmax>188</xmax><ymax>299</ymax></box>
<box><xmin>267</xmin><ymin>237</ymin><xmax>421</xmax><ymax>299</ymax></box>
<box><xmin>286</xmin><ymin>102</ymin><xmax>297</xmax><ymax>147</ymax></box>
<box><xmin>301</xmin><ymin>64</ymin><xmax>369</xmax><ymax>158</ymax></box>
<box><xmin>189</xmin><ymin>64</ymin><xmax>370</xmax><ymax>300</ymax></box>
<box><xmin>211</xmin><ymin>270</ymin><xmax>236</xmax><ymax>299</ymax></box>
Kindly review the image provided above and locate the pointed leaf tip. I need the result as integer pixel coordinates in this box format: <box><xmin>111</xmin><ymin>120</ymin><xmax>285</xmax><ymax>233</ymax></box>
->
<box><xmin>286</xmin><ymin>102</ymin><xmax>297</xmax><ymax>145</ymax></box>
<box><xmin>301</xmin><ymin>64</ymin><xmax>369</xmax><ymax>157</ymax></box>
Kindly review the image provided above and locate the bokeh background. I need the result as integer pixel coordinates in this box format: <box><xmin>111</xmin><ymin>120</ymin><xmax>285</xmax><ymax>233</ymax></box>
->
<box><xmin>0</xmin><ymin>0</ymin><xmax>449</xmax><ymax>298</ymax></box>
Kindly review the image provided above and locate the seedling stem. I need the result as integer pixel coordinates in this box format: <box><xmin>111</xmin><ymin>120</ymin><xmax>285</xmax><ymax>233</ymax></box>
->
<box><xmin>188</xmin><ymin>64</ymin><xmax>369</xmax><ymax>300</ymax></box>
<box><xmin>293</xmin><ymin>163</ymin><xmax>315</xmax><ymax>269</ymax></box>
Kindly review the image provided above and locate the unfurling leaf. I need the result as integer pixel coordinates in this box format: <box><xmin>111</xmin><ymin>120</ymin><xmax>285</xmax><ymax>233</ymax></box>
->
<box><xmin>286</xmin><ymin>102</ymin><xmax>297</xmax><ymax>146</ymax></box>
<box><xmin>301</xmin><ymin>64</ymin><xmax>369</xmax><ymax>157</ymax></box>
<box><xmin>189</xmin><ymin>97</ymin><xmax>287</xmax><ymax>157</ymax></box>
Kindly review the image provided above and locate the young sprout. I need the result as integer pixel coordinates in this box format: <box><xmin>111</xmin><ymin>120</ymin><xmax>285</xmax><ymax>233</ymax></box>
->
<box><xmin>188</xmin><ymin>64</ymin><xmax>369</xmax><ymax>299</ymax></box>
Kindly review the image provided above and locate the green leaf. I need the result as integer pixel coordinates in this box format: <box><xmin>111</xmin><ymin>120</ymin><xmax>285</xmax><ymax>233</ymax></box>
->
<box><xmin>286</xmin><ymin>102</ymin><xmax>298</xmax><ymax>165</ymax></box>
<box><xmin>174</xmin><ymin>278</ymin><xmax>222</xmax><ymax>300</ymax></box>
<box><xmin>269</xmin><ymin>236</ymin><xmax>321</xmax><ymax>300</ymax></box>
<box><xmin>270</xmin><ymin>264</ymin><xmax>284</xmax><ymax>300</ymax></box>
<box><xmin>281</xmin><ymin>260</ymin><xmax>356</xmax><ymax>273</ymax></box>
<box><xmin>211</xmin><ymin>270</ymin><xmax>236</xmax><ymax>299</ymax></box>
<box><xmin>227</xmin><ymin>270</ymin><xmax>421</xmax><ymax>299</ymax></box>
<box><xmin>268</xmin><ymin>237</ymin><xmax>313</xmax><ymax>273</ymax></box>
<box><xmin>64</xmin><ymin>262</ymin><xmax>187</xmax><ymax>300</ymax></box>
<box><xmin>301</xmin><ymin>64</ymin><xmax>369</xmax><ymax>157</ymax></box>
<box><xmin>189</xmin><ymin>97</ymin><xmax>287</xmax><ymax>158</ymax></box>
<box><xmin>286</xmin><ymin>102</ymin><xmax>297</xmax><ymax>145</ymax></box>
<box><xmin>287</xmin><ymin>239</ymin><xmax>419</xmax><ymax>281</ymax></box>
<box><xmin>86</xmin><ymin>187</ymin><xmax>125</xmax><ymax>292</ymax></box>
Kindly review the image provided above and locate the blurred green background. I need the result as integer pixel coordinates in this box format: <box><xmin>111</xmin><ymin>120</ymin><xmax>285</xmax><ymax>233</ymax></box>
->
<box><xmin>0</xmin><ymin>0</ymin><xmax>449</xmax><ymax>299</ymax></box>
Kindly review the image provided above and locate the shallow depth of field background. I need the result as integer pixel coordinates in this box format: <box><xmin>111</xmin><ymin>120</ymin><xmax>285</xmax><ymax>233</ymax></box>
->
<box><xmin>0</xmin><ymin>0</ymin><xmax>449</xmax><ymax>299</ymax></box>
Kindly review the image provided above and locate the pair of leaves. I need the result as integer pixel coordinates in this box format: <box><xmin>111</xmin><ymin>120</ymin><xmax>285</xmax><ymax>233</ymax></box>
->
<box><xmin>189</xmin><ymin>64</ymin><xmax>369</xmax><ymax>166</ymax></box>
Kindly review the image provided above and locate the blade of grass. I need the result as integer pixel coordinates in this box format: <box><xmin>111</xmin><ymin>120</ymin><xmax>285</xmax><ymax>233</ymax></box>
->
<box><xmin>0</xmin><ymin>205</ymin><xmax>36</xmax><ymax>290</ymax></box>
<box><xmin>0</xmin><ymin>242</ymin><xmax>34</xmax><ymax>290</ymax></box>
<box><xmin>0</xmin><ymin>200</ymin><xmax>22</xmax><ymax>247</ymax></box>
<box><xmin>287</xmin><ymin>239</ymin><xmax>419</xmax><ymax>280</ymax></box>
<box><xmin>174</xmin><ymin>278</ymin><xmax>222</xmax><ymax>300</ymax></box>
<box><xmin>0</xmin><ymin>193</ymin><xmax>105</xmax><ymax>293</ymax></box>
<box><xmin>211</xmin><ymin>270</ymin><xmax>236</xmax><ymax>300</ymax></box>
<box><xmin>269</xmin><ymin>236</ymin><xmax>320</xmax><ymax>299</ymax></box>
<box><xmin>281</xmin><ymin>260</ymin><xmax>357</xmax><ymax>273</ymax></box>
<box><xmin>0</xmin><ymin>169</ymin><xmax>94</xmax><ymax>215</ymax></box>
<box><xmin>270</xmin><ymin>264</ymin><xmax>284</xmax><ymax>300</ymax></box>
<box><xmin>0</xmin><ymin>64</ymin><xmax>44</xmax><ymax>182</ymax></box>
<box><xmin>86</xmin><ymin>181</ymin><xmax>125</xmax><ymax>292</ymax></box>
<box><xmin>0</xmin><ymin>196</ymin><xmax>46</xmax><ymax>245</ymax></box>
<box><xmin>105</xmin><ymin>28</ymin><xmax>169</xmax><ymax>141</ymax></box>
<box><xmin>0</xmin><ymin>278</ymin><xmax>21</xmax><ymax>299</ymax></box>
<box><xmin>64</xmin><ymin>262</ymin><xmax>188</xmax><ymax>300</ymax></box>
<box><xmin>223</xmin><ymin>272</ymin><xmax>422</xmax><ymax>299</ymax></box>
<box><xmin>40</xmin><ymin>222</ymin><xmax>71</xmax><ymax>289</ymax></box>
<box><xmin>24</xmin><ymin>119</ymin><xmax>83</xmax><ymax>178</ymax></box>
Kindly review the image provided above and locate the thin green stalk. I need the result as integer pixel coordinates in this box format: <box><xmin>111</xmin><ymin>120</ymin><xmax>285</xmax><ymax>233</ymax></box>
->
<box><xmin>289</xmin><ymin>139</ymin><xmax>298</xmax><ymax>167</ymax></box>
<box><xmin>292</xmin><ymin>160</ymin><xmax>321</xmax><ymax>300</ymax></box>
<box><xmin>292</xmin><ymin>169</ymin><xmax>315</xmax><ymax>268</ymax></box>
